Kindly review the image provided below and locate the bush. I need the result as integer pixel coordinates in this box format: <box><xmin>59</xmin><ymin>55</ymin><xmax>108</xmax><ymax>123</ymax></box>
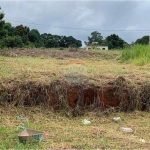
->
<box><xmin>59</xmin><ymin>47</ymin><xmax>64</xmax><ymax>50</ymax></box>
<box><xmin>0</xmin><ymin>39</ymin><xmax>5</xmax><ymax>48</ymax></box>
<box><xmin>4</xmin><ymin>36</ymin><xmax>23</xmax><ymax>48</ymax></box>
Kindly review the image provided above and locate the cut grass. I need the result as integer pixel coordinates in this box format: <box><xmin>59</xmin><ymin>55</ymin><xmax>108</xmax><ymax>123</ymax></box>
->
<box><xmin>0</xmin><ymin>105</ymin><xmax>150</xmax><ymax>149</ymax></box>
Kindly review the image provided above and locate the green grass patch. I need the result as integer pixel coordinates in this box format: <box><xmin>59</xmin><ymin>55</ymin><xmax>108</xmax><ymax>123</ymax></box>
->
<box><xmin>120</xmin><ymin>44</ymin><xmax>150</xmax><ymax>65</ymax></box>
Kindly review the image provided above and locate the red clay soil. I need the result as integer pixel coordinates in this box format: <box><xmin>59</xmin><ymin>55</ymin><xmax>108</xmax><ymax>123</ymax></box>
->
<box><xmin>83</xmin><ymin>88</ymin><xmax>96</xmax><ymax>106</ymax></box>
<box><xmin>65</xmin><ymin>60</ymin><xmax>85</xmax><ymax>66</ymax></box>
<box><xmin>99</xmin><ymin>86</ymin><xmax>120</xmax><ymax>109</ymax></box>
<box><xmin>0</xmin><ymin>77</ymin><xmax>146</xmax><ymax>112</ymax></box>
<box><xmin>67</xmin><ymin>86</ymin><xmax>79</xmax><ymax>108</ymax></box>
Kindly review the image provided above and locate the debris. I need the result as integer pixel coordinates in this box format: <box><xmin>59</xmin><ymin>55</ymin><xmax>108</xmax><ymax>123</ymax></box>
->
<box><xmin>121</xmin><ymin>127</ymin><xmax>133</xmax><ymax>133</ymax></box>
<box><xmin>17</xmin><ymin>115</ymin><xmax>24</xmax><ymax>119</ymax></box>
<box><xmin>20</xmin><ymin>126</ymin><xmax>26</xmax><ymax>131</ymax></box>
<box><xmin>113</xmin><ymin>117</ymin><xmax>121</xmax><ymax>122</ymax></box>
<box><xmin>82</xmin><ymin>119</ymin><xmax>91</xmax><ymax>125</ymax></box>
<box><xmin>19</xmin><ymin>129</ymin><xmax>45</xmax><ymax>143</ymax></box>
<box><xmin>140</xmin><ymin>139</ymin><xmax>146</xmax><ymax>143</ymax></box>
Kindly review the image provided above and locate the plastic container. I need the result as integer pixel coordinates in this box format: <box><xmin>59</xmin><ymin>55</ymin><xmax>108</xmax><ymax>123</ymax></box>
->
<box><xmin>113</xmin><ymin>117</ymin><xmax>121</xmax><ymax>122</ymax></box>
<box><xmin>121</xmin><ymin>127</ymin><xmax>133</xmax><ymax>133</ymax></box>
<box><xmin>82</xmin><ymin>119</ymin><xmax>91</xmax><ymax>125</ymax></box>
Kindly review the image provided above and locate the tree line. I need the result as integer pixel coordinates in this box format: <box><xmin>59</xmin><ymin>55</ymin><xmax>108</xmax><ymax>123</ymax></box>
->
<box><xmin>85</xmin><ymin>31</ymin><xmax>150</xmax><ymax>50</ymax></box>
<box><xmin>0</xmin><ymin>7</ymin><xmax>149</xmax><ymax>49</ymax></box>
<box><xmin>84</xmin><ymin>31</ymin><xmax>129</xmax><ymax>49</ymax></box>
<box><xmin>0</xmin><ymin>8</ymin><xmax>82</xmax><ymax>49</ymax></box>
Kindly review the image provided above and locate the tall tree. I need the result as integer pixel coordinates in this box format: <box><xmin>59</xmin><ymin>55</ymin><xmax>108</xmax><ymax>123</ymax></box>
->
<box><xmin>135</xmin><ymin>36</ymin><xmax>149</xmax><ymax>45</ymax></box>
<box><xmin>106</xmin><ymin>34</ymin><xmax>125</xmax><ymax>49</ymax></box>
<box><xmin>14</xmin><ymin>25</ymin><xmax>30</xmax><ymax>44</ymax></box>
<box><xmin>0</xmin><ymin>7</ymin><xmax>5</xmax><ymax>39</ymax></box>
<box><xmin>0</xmin><ymin>7</ymin><xmax>5</xmax><ymax>29</ymax></box>
<box><xmin>86</xmin><ymin>31</ymin><xmax>103</xmax><ymax>45</ymax></box>
<box><xmin>29</xmin><ymin>29</ymin><xmax>42</xmax><ymax>47</ymax></box>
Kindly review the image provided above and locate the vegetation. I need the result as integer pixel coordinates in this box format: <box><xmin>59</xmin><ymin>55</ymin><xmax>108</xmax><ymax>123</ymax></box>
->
<box><xmin>84</xmin><ymin>31</ymin><xmax>128</xmax><ymax>49</ymax></box>
<box><xmin>106</xmin><ymin>34</ymin><xmax>127</xmax><ymax>49</ymax></box>
<box><xmin>0</xmin><ymin>8</ymin><xmax>82</xmax><ymax>49</ymax></box>
<box><xmin>0</xmin><ymin>46</ymin><xmax>150</xmax><ymax>149</ymax></box>
<box><xmin>0</xmin><ymin>106</ymin><xmax>150</xmax><ymax>149</ymax></box>
<box><xmin>135</xmin><ymin>35</ymin><xmax>149</xmax><ymax>45</ymax></box>
<box><xmin>120</xmin><ymin>44</ymin><xmax>150</xmax><ymax>65</ymax></box>
<box><xmin>85</xmin><ymin>31</ymin><xmax>103</xmax><ymax>45</ymax></box>
<box><xmin>1</xmin><ymin>7</ymin><xmax>150</xmax><ymax>50</ymax></box>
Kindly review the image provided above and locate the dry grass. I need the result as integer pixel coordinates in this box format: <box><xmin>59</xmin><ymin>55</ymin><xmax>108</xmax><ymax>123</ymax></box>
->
<box><xmin>0</xmin><ymin>52</ymin><xmax>150</xmax><ymax>85</ymax></box>
<box><xmin>0</xmin><ymin>105</ymin><xmax>150</xmax><ymax>149</ymax></box>
<box><xmin>1</xmin><ymin>49</ymin><xmax>150</xmax><ymax>149</ymax></box>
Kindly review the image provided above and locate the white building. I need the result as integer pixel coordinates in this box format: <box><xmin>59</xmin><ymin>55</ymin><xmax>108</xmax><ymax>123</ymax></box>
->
<box><xmin>96</xmin><ymin>46</ymin><xmax>108</xmax><ymax>50</ymax></box>
<box><xmin>86</xmin><ymin>45</ymin><xmax>108</xmax><ymax>50</ymax></box>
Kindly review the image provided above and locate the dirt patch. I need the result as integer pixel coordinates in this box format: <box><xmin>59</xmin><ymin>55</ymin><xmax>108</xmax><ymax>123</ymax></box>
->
<box><xmin>99</xmin><ymin>86</ymin><xmax>120</xmax><ymax>109</ymax></box>
<box><xmin>65</xmin><ymin>60</ymin><xmax>85</xmax><ymax>66</ymax></box>
<box><xmin>67</xmin><ymin>86</ymin><xmax>78</xmax><ymax>108</ymax></box>
<box><xmin>138</xmin><ymin>83</ymin><xmax>150</xmax><ymax>111</ymax></box>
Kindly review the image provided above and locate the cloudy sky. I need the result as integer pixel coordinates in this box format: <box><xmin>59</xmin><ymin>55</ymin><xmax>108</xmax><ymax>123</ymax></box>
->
<box><xmin>1</xmin><ymin>0</ymin><xmax>150</xmax><ymax>46</ymax></box>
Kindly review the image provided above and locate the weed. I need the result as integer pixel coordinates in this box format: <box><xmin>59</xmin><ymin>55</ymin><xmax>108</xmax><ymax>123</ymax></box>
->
<box><xmin>120</xmin><ymin>44</ymin><xmax>150</xmax><ymax>65</ymax></box>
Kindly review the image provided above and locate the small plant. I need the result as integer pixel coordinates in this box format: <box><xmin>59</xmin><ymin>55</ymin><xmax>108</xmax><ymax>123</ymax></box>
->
<box><xmin>59</xmin><ymin>47</ymin><xmax>64</xmax><ymax>50</ymax></box>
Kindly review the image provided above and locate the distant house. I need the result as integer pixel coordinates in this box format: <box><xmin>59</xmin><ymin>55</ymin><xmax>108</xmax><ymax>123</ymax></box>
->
<box><xmin>86</xmin><ymin>45</ymin><xmax>108</xmax><ymax>50</ymax></box>
<box><xmin>97</xmin><ymin>46</ymin><xmax>108</xmax><ymax>50</ymax></box>
<box><xmin>85</xmin><ymin>42</ymin><xmax>108</xmax><ymax>50</ymax></box>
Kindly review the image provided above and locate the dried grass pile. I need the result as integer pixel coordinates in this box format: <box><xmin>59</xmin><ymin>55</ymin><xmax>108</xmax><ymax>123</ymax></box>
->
<box><xmin>0</xmin><ymin>77</ymin><xmax>150</xmax><ymax>115</ymax></box>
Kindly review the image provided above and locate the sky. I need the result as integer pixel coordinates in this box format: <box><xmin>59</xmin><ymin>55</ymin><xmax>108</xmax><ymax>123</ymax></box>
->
<box><xmin>0</xmin><ymin>0</ymin><xmax>150</xmax><ymax>47</ymax></box>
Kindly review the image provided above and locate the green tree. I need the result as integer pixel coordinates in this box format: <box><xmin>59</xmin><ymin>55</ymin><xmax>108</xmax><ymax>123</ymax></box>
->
<box><xmin>135</xmin><ymin>36</ymin><xmax>149</xmax><ymax>45</ymax></box>
<box><xmin>45</xmin><ymin>38</ymin><xmax>59</xmax><ymax>48</ymax></box>
<box><xmin>100</xmin><ymin>39</ymin><xmax>108</xmax><ymax>46</ymax></box>
<box><xmin>0</xmin><ymin>7</ymin><xmax>6</xmax><ymax>40</ymax></box>
<box><xmin>4</xmin><ymin>36</ymin><xmax>23</xmax><ymax>48</ymax></box>
<box><xmin>14</xmin><ymin>25</ymin><xmax>30</xmax><ymax>44</ymax></box>
<box><xmin>76</xmin><ymin>40</ymin><xmax>82</xmax><ymax>47</ymax></box>
<box><xmin>29</xmin><ymin>29</ymin><xmax>42</xmax><ymax>47</ymax></box>
<box><xmin>4</xmin><ymin>22</ymin><xmax>15</xmax><ymax>36</ymax></box>
<box><xmin>86</xmin><ymin>31</ymin><xmax>103</xmax><ymax>45</ymax></box>
<box><xmin>0</xmin><ymin>7</ymin><xmax>5</xmax><ymax>29</ymax></box>
<box><xmin>106</xmin><ymin>34</ymin><xmax>125</xmax><ymax>49</ymax></box>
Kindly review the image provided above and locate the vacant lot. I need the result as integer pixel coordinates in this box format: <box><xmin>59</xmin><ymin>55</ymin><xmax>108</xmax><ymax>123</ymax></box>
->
<box><xmin>0</xmin><ymin>48</ymin><xmax>150</xmax><ymax>149</ymax></box>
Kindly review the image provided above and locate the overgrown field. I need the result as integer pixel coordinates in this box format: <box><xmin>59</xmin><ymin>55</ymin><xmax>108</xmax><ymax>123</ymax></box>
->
<box><xmin>0</xmin><ymin>47</ymin><xmax>150</xmax><ymax>149</ymax></box>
